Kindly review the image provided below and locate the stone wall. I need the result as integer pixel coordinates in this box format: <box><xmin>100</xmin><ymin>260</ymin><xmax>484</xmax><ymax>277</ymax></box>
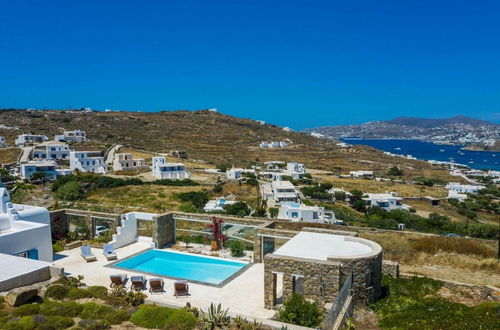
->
<box><xmin>254</xmin><ymin>227</ymin><xmax>297</xmax><ymax>263</ymax></box>
<box><xmin>382</xmin><ymin>260</ymin><xmax>400</xmax><ymax>278</ymax></box>
<box><xmin>264</xmin><ymin>253</ymin><xmax>341</xmax><ymax>309</ymax></box>
<box><xmin>153</xmin><ymin>213</ymin><xmax>176</xmax><ymax>248</ymax></box>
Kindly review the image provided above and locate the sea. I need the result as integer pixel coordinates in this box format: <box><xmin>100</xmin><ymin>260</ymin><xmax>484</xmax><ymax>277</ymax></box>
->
<box><xmin>341</xmin><ymin>139</ymin><xmax>500</xmax><ymax>171</ymax></box>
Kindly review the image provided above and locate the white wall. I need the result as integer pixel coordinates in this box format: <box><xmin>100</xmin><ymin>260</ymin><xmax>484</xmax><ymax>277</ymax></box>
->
<box><xmin>0</xmin><ymin>221</ymin><xmax>53</xmax><ymax>262</ymax></box>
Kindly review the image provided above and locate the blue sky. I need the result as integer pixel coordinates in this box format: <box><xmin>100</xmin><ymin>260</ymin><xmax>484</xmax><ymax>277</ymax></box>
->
<box><xmin>0</xmin><ymin>0</ymin><xmax>499</xmax><ymax>129</ymax></box>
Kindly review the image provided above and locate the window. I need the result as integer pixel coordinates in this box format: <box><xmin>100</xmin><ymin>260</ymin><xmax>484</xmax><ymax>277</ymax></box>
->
<box><xmin>291</xmin><ymin>212</ymin><xmax>299</xmax><ymax>218</ymax></box>
<box><xmin>292</xmin><ymin>275</ymin><xmax>304</xmax><ymax>295</ymax></box>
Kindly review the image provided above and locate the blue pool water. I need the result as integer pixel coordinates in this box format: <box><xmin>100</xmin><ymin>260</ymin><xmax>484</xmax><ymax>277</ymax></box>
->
<box><xmin>114</xmin><ymin>250</ymin><xmax>247</xmax><ymax>285</ymax></box>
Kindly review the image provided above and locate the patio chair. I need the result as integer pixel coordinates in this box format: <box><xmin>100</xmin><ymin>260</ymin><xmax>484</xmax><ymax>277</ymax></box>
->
<box><xmin>149</xmin><ymin>278</ymin><xmax>164</xmax><ymax>294</ymax></box>
<box><xmin>109</xmin><ymin>274</ymin><xmax>128</xmax><ymax>288</ymax></box>
<box><xmin>131</xmin><ymin>276</ymin><xmax>147</xmax><ymax>291</ymax></box>
<box><xmin>174</xmin><ymin>280</ymin><xmax>189</xmax><ymax>298</ymax></box>
<box><xmin>80</xmin><ymin>245</ymin><xmax>97</xmax><ymax>262</ymax></box>
<box><xmin>103</xmin><ymin>243</ymin><xmax>117</xmax><ymax>261</ymax></box>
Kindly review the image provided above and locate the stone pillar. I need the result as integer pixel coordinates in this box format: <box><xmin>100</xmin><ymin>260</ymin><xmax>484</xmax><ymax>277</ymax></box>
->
<box><xmin>49</xmin><ymin>210</ymin><xmax>68</xmax><ymax>238</ymax></box>
<box><xmin>153</xmin><ymin>213</ymin><xmax>176</xmax><ymax>248</ymax></box>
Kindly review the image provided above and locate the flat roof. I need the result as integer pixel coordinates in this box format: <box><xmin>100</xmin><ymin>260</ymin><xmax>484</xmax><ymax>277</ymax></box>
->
<box><xmin>273</xmin><ymin>232</ymin><xmax>374</xmax><ymax>260</ymax></box>
<box><xmin>0</xmin><ymin>253</ymin><xmax>51</xmax><ymax>283</ymax></box>
<box><xmin>272</xmin><ymin>181</ymin><xmax>295</xmax><ymax>188</ymax></box>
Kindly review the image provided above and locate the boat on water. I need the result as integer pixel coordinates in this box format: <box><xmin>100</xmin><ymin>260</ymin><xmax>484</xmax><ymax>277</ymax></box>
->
<box><xmin>394</xmin><ymin>147</ymin><xmax>401</xmax><ymax>151</ymax></box>
<box><xmin>439</xmin><ymin>149</ymin><xmax>445</xmax><ymax>152</ymax></box>
<box><xmin>469</xmin><ymin>161</ymin><xmax>475</xmax><ymax>164</ymax></box>
<box><xmin>342</xmin><ymin>136</ymin><xmax>363</xmax><ymax>140</ymax></box>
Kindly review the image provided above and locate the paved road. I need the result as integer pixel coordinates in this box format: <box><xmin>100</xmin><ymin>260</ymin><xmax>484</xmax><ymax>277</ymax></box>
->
<box><xmin>104</xmin><ymin>144</ymin><xmax>122</xmax><ymax>165</ymax></box>
<box><xmin>18</xmin><ymin>146</ymin><xmax>34</xmax><ymax>163</ymax></box>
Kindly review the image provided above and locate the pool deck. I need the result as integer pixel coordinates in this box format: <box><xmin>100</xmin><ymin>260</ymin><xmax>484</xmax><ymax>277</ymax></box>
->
<box><xmin>53</xmin><ymin>242</ymin><xmax>275</xmax><ymax>320</ymax></box>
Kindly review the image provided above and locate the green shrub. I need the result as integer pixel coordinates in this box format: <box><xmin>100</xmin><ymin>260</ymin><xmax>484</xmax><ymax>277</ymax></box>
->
<box><xmin>67</xmin><ymin>287</ymin><xmax>94</xmax><ymax>299</ymax></box>
<box><xmin>45</xmin><ymin>285</ymin><xmax>70</xmax><ymax>299</ymax></box>
<box><xmin>40</xmin><ymin>301</ymin><xmax>83</xmax><ymax>317</ymax></box>
<box><xmin>52</xmin><ymin>241</ymin><xmax>65</xmax><ymax>253</ymax></box>
<box><xmin>78</xmin><ymin>319</ymin><xmax>111</xmax><ymax>329</ymax></box>
<box><xmin>130</xmin><ymin>305</ymin><xmax>174</xmax><ymax>328</ymax></box>
<box><xmin>163</xmin><ymin>309</ymin><xmax>198</xmax><ymax>330</ymax></box>
<box><xmin>108</xmin><ymin>309</ymin><xmax>130</xmax><ymax>324</ymax></box>
<box><xmin>229</xmin><ymin>240</ymin><xmax>245</xmax><ymax>257</ymax></box>
<box><xmin>176</xmin><ymin>191</ymin><xmax>209</xmax><ymax>209</ymax></box>
<box><xmin>4</xmin><ymin>315</ymin><xmax>35</xmax><ymax>330</ymax></box>
<box><xmin>55</xmin><ymin>181</ymin><xmax>85</xmax><ymax>201</ymax></box>
<box><xmin>87</xmin><ymin>286</ymin><xmax>109</xmax><ymax>299</ymax></box>
<box><xmin>12</xmin><ymin>304</ymin><xmax>41</xmax><ymax>316</ymax></box>
<box><xmin>38</xmin><ymin>315</ymin><xmax>74</xmax><ymax>329</ymax></box>
<box><xmin>224</xmin><ymin>201</ymin><xmax>251</xmax><ymax>216</ymax></box>
<box><xmin>80</xmin><ymin>302</ymin><xmax>114</xmax><ymax>319</ymax></box>
<box><xmin>277</xmin><ymin>294</ymin><xmax>322</xmax><ymax>327</ymax></box>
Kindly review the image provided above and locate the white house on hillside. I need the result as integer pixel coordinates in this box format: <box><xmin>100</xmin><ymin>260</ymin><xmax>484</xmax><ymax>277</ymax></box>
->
<box><xmin>350</xmin><ymin>170</ymin><xmax>374</xmax><ymax>178</ymax></box>
<box><xmin>0</xmin><ymin>186</ymin><xmax>53</xmax><ymax>262</ymax></box>
<box><xmin>54</xmin><ymin>130</ymin><xmax>87</xmax><ymax>143</ymax></box>
<box><xmin>32</xmin><ymin>141</ymin><xmax>70</xmax><ymax>160</ymax></box>
<box><xmin>226</xmin><ymin>167</ymin><xmax>256</xmax><ymax>179</ymax></box>
<box><xmin>362</xmin><ymin>193</ymin><xmax>410</xmax><ymax>211</ymax></box>
<box><xmin>271</xmin><ymin>180</ymin><xmax>299</xmax><ymax>204</ymax></box>
<box><xmin>152</xmin><ymin>157</ymin><xmax>189</xmax><ymax>180</ymax></box>
<box><xmin>20</xmin><ymin>161</ymin><xmax>72</xmax><ymax>180</ymax></box>
<box><xmin>112</xmin><ymin>153</ymin><xmax>148</xmax><ymax>171</ymax></box>
<box><xmin>445</xmin><ymin>182</ymin><xmax>485</xmax><ymax>194</ymax></box>
<box><xmin>15</xmin><ymin>134</ymin><xmax>48</xmax><ymax>147</ymax></box>
<box><xmin>260</xmin><ymin>141</ymin><xmax>288</xmax><ymax>148</ymax></box>
<box><xmin>0</xmin><ymin>137</ymin><xmax>5</xmax><ymax>148</ymax></box>
<box><xmin>277</xmin><ymin>202</ymin><xmax>335</xmax><ymax>223</ymax></box>
<box><xmin>70</xmin><ymin>151</ymin><xmax>108</xmax><ymax>174</ymax></box>
<box><xmin>203</xmin><ymin>198</ymin><xmax>238</xmax><ymax>212</ymax></box>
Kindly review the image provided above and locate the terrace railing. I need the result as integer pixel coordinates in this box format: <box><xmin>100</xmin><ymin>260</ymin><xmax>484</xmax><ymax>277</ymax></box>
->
<box><xmin>321</xmin><ymin>272</ymin><xmax>353</xmax><ymax>330</ymax></box>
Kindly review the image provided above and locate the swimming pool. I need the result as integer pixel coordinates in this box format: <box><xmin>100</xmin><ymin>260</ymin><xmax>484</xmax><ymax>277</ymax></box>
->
<box><xmin>113</xmin><ymin>250</ymin><xmax>248</xmax><ymax>286</ymax></box>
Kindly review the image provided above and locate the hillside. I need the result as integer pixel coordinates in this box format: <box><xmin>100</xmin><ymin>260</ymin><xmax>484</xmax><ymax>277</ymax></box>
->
<box><xmin>304</xmin><ymin>115</ymin><xmax>500</xmax><ymax>149</ymax></box>
<box><xmin>0</xmin><ymin>109</ymin><xmax>452</xmax><ymax>178</ymax></box>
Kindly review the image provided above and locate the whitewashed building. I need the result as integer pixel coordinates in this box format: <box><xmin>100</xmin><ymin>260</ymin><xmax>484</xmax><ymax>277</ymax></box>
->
<box><xmin>54</xmin><ymin>129</ymin><xmax>87</xmax><ymax>143</ymax></box>
<box><xmin>15</xmin><ymin>134</ymin><xmax>48</xmax><ymax>147</ymax></box>
<box><xmin>152</xmin><ymin>157</ymin><xmax>189</xmax><ymax>180</ymax></box>
<box><xmin>277</xmin><ymin>202</ymin><xmax>335</xmax><ymax>223</ymax></box>
<box><xmin>32</xmin><ymin>141</ymin><xmax>71</xmax><ymax>160</ymax></box>
<box><xmin>271</xmin><ymin>181</ymin><xmax>299</xmax><ymax>203</ymax></box>
<box><xmin>362</xmin><ymin>193</ymin><xmax>410</xmax><ymax>211</ymax></box>
<box><xmin>203</xmin><ymin>198</ymin><xmax>238</xmax><ymax>212</ymax></box>
<box><xmin>112</xmin><ymin>153</ymin><xmax>148</xmax><ymax>171</ymax></box>
<box><xmin>20</xmin><ymin>161</ymin><xmax>72</xmax><ymax>180</ymax></box>
<box><xmin>0</xmin><ymin>186</ymin><xmax>53</xmax><ymax>262</ymax></box>
<box><xmin>259</xmin><ymin>141</ymin><xmax>288</xmax><ymax>148</ymax></box>
<box><xmin>0</xmin><ymin>137</ymin><xmax>5</xmax><ymax>148</ymax></box>
<box><xmin>445</xmin><ymin>182</ymin><xmax>485</xmax><ymax>194</ymax></box>
<box><xmin>70</xmin><ymin>151</ymin><xmax>108</xmax><ymax>174</ymax></box>
<box><xmin>350</xmin><ymin>170</ymin><xmax>374</xmax><ymax>178</ymax></box>
<box><xmin>226</xmin><ymin>167</ymin><xmax>256</xmax><ymax>179</ymax></box>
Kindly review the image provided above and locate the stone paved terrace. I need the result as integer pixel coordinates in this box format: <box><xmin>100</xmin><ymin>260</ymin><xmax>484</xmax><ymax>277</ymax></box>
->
<box><xmin>52</xmin><ymin>242</ymin><xmax>276</xmax><ymax>321</ymax></box>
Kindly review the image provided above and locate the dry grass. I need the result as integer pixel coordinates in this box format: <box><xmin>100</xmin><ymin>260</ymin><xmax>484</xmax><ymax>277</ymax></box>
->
<box><xmin>310</xmin><ymin>174</ymin><xmax>448</xmax><ymax>197</ymax></box>
<box><xmin>412</xmin><ymin>236</ymin><xmax>496</xmax><ymax>258</ymax></box>
<box><xmin>360</xmin><ymin>232</ymin><xmax>500</xmax><ymax>286</ymax></box>
<box><xmin>0</xmin><ymin>147</ymin><xmax>20</xmax><ymax>164</ymax></box>
<box><xmin>219</xmin><ymin>182</ymin><xmax>259</xmax><ymax>209</ymax></box>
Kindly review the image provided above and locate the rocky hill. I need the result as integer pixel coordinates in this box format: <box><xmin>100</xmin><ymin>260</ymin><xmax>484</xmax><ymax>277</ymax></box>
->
<box><xmin>304</xmin><ymin>115</ymin><xmax>499</xmax><ymax>149</ymax></box>
<box><xmin>0</xmin><ymin>109</ymin><xmax>449</xmax><ymax>176</ymax></box>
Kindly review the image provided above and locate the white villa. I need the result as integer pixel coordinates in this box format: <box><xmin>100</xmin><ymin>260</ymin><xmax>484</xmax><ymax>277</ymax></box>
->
<box><xmin>277</xmin><ymin>202</ymin><xmax>335</xmax><ymax>223</ymax></box>
<box><xmin>271</xmin><ymin>181</ymin><xmax>299</xmax><ymax>204</ymax></box>
<box><xmin>264</xmin><ymin>161</ymin><xmax>286</xmax><ymax>169</ymax></box>
<box><xmin>203</xmin><ymin>198</ymin><xmax>238</xmax><ymax>212</ymax></box>
<box><xmin>0</xmin><ymin>186</ymin><xmax>53</xmax><ymax>262</ymax></box>
<box><xmin>152</xmin><ymin>157</ymin><xmax>189</xmax><ymax>180</ymax></box>
<box><xmin>32</xmin><ymin>141</ymin><xmax>71</xmax><ymax>160</ymax></box>
<box><xmin>70</xmin><ymin>151</ymin><xmax>108</xmax><ymax>174</ymax></box>
<box><xmin>259</xmin><ymin>141</ymin><xmax>288</xmax><ymax>148</ymax></box>
<box><xmin>362</xmin><ymin>193</ymin><xmax>410</xmax><ymax>211</ymax></box>
<box><xmin>55</xmin><ymin>129</ymin><xmax>87</xmax><ymax>143</ymax></box>
<box><xmin>15</xmin><ymin>134</ymin><xmax>48</xmax><ymax>147</ymax></box>
<box><xmin>112</xmin><ymin>153</ymin><xmax>148</xmax><ymax>171</ymax></box>
<box><xmin>350</xmin><ymin>170</ymin><xmax>374</xmax><ymax>178</ymax></box>
<box><xmin>226</xmin><ymin>167</ymin><xmax>256</xmax><ymax>180</ymax></box>
<box><xmin>20</xmin><ymin>161</ymin><xmax>72</xmax><ymax>180</ymax></box>
<box><xmin>446</xmin><ymin>182</ymin><xmax>485</xmax><ymax>201</ymax></box>
<box><xmin>0</xmin><ymin>136</ymin><xmax>5</xmax><ymax>148</ymax></box>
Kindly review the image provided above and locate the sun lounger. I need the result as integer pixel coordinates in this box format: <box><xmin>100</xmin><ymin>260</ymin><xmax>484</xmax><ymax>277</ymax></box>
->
<box><xmin>109</xmin><ymin>274</ymin><xmax>128</xmax><ymax>288</ymax></box>
<box><xmin>103</xmin><ymin>243</ymin><xmax>117</xmax><ymax>261</ymax></box>
<box><xmin>80</xmin><ymin>245</ymin><xmax>97</xmax><ymax>262</ymax></box>
<box><xmin>174</xmin><ymin>280</ymin><xmax>189</xmax><ymax>297</ymax></box>
<box><xmin>149</xmin><ymin>278</ymin><xmax>164</xmax><ymax>294</ymax></box>
<box><xmin>131</xmin><ymin>276</ymin><xmax>147</xmax><ymax>291</ymax></box>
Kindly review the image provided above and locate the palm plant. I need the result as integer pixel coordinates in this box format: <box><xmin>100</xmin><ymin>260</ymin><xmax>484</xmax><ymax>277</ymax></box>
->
<box><xmin>201</xmin><ymin>303</ymin><xmax>229</xmax><ymax>329</ymax></box>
